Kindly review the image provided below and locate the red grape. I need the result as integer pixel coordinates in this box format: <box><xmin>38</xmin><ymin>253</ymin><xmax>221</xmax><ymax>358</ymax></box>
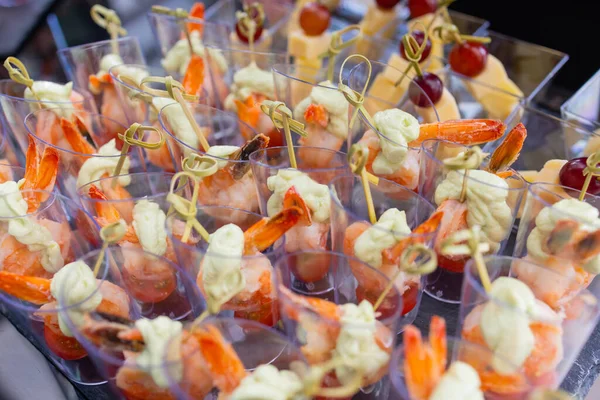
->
<box><xmin>400</xmin><ymin>30</ymin><xmax>432</xmax><ymax>63</ymax></box>
<box><xmin>235</xmin><ymin>6</ymin><xmax>264</xmax><ymax>43</ymax></box>
<box><xmin>449</xmin><ymin>41</ymin><xmax>488</xmax><ymax>77</ymax></box>
<box><xmin>559</xmin><ymin>157</ymin><xmax>600</xmax><ymax>196</ymax></box>
<box><xmin>409</xmin><ymin>72</ymin><xmax>443</xmax><ymax>107</ymax></box>
<box><xmin>299</xmin><ymin>2</ymin><xmax>330</xmax><ymax>36</ymax></box>
<box><xmin>408</xmin><ymin>0</ymin><xmax>437</xmax><ymax>18</ymax></box>
<box><xmin>376</xmin><ymin>0</ymin><xmax>401</xmax><ymax>9</ymax></box>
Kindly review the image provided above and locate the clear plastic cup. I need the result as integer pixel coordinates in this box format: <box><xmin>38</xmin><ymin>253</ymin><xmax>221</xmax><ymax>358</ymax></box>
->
<box><xmin>0</xmin><ymin>79</ymin><xmax>96</xmax><ymax>164</ymax></box>
<box><xmin>167</xmin><ymin>205</ymin><xmax>282</xmax><ymax>326</ymax></box>
<box><xmin>56</xmin><ymin>245</ymin><xmax>203</xmax><ymax>397</ymax></box>
<box><xmin>24</xmin><ymin>108</ymin><xmax>156</xmax><ymax>199</ymax></box>
<box><xmin>390</xmin><ymin>336</ymin><xmax>532</xmax><ymax>399</ymax></box>
<box><xmin>57</xmin><ymin>37</ymin><xmax>146</xmax><ymax>128</ymax></box>
<box><xmin>561</xmin><ymin>68</ymin><xmax>600</xmax><ymax>133</ymax></box>
<box><xmin>0</xmin><ymin>190</ymin><xmax>102</xmax><ymax>384</ymax></box>
<box><xmin>0</xmin><ymin>117</ymin><xmax>19</xmax><ymax>166</ymax></box>
<box><xmin>0</xmin><ymin>163</ymin><xmax>24</xmax><ymax>182</ymax></box>
<box><xmin>166</xmin><ymin>317</ymin><xmax>308</xmax><ymax>399</ymax></box>
<box><xmin>329</xmin><ymin>174</ymin><xmax>436</xmax><ymax>328</ymax></box>
<box><xmin>419</xmin><ymin>139</ymin><xmax>526</xmax><ymax>303</ymax></box>
<box><xmin>203</xmin><ymin>0</ymin><xmax>291</xmax><ymax>52</ymax></box>
<box><xmin>275</xmin><ymin>250</ymin><xmax>402</xmax><ymax>399</ymax></box>
<box><xmin>460</xmin><ymin>255</ymin><xmax>600</xmax><ymax>389</ymax></box>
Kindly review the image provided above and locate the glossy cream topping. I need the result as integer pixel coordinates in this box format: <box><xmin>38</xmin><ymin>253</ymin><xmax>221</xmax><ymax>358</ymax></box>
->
<box><xmin>0</xmin><ymin>181</ymin><xmax>64</xmax><ymax>273</ymax></box>
<box><xmin>113</xmin><ymin>64</ymin><xmax>150</xmax><ymax>86</ymax></box>
<box><xmin>266</xmin><ymin>170</ymin><xmax>330</xmax><ymax>223</ymax></box>
<box><xmin>76</xmin><ymin>139</ymin><xmax>132</xmax><ymax>189</ymax></box>
<box><xmin>224</xmin><ymin>62</ymin><xmax>275</xmax><ymax>110</ymax></box>
<box><xmin>161</xmin><ymin>30</ymin><xmax>227</xmax><ymax>76</ymax></box>
<box><xmin>98</xmin><ymin>54</ymin><xmax>124</xmax><ymax>76</ymax></box>
<box><xmin>429</xmin><ymin>362</ymin><xmax>484</xmax><ymax>400</ymax></box>
<box><xmin>51</xmin><ymin>261</ymin><xmax>101</xmax><ymax>337</ymax></box>
<box><xmin>206</xmin><ymin>145</ymin><xmax>240</xmax><ymax>169</ymax></box>
<box><xmin>294</xmin><ymin>80</ymin><xmax>349</xmax><ymax>139</ymax></box>
<box><xmin>353</xmin><ymin>208</ymin><xmax>411</xmax><ymax>268</ymax></box>
<box><xmin>132</xmin><ymin>200</ymin><xmax>167</xmax><ymax>256</ymax></box>
<box><xmin>435</xmin><ymin>169</ymin><xmax>512</xmax><ymax>252</ymax></box>
<box><xmin>24</xmin><ymin>81</ymin><xmax>74</xmax><ymax>118</ymax></box>
<box><xmin>202</xmin><ymin>223</ymin><xmax>246</xmax><ymax>313</ymax></box>
<box><xmin>333</xmin><ymin>300</ymin><xmax>390</xmax><ymax>385</ymax></box>
<box><xmin>527</xmin><ymin>198</ymin><xmax>600</xmax><ymax>274</ymax></box>
<box><xmin>229</xmin><ymin>364</ymin><xmax>304</xmax><ymax>400</ymax></box>
<box><xmin>481</xmin><ymin>277</ymin><xmax>537</xmax><ymax>374</ymax></box>
<box><xmin>153</xmin><ymin>98</ymin><xmax>197</xmax><ymax>153</ymax></box>
<box><xmin>135</xmin><ymin>316</ymin><xmax>183</xmax><ymax>388</ymax></box>
<box><xmin>371</xmin><ymin>109</ymin><xmax>419</xmax><ymax>175</ymax></box>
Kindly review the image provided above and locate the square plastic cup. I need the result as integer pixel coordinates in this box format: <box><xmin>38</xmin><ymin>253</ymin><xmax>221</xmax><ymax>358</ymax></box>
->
<box><xmin>561</xmin><ymin>68</ymin><xmax>600</xmax><ymax>134</ymax></box>
<box><xmin>460</xmin><ymin>255</ymin><xmax>600</xmax><ymax>389</ymax></box>
<box><xmin>275</xmin><ymin>250</ymin><xmax>402</xmax><ymax>399</ymax></box>
<box><xmin>166</xmin><ymin>317</ymin><xmax>308</xmax><ymax>400</ymax></box>
<box><xmin>0</xmin><ymin>79</ymin><xmax>96</xmax><ymax>164</ymax></box>
<box><xmin>204</xmin><ymin>0</ymin><xmax>291</xmax><ymax>52</ymax></box>
<box><xmin>0</xmin><ymin>191</ymin><xmax>103</xmax><ymax>384</ymax></box>
<box><xmin>166</xmin><ymin>205</ymin><xmax>282</xmax><ymax>326</ymax></box>
<box><xmin>57</xmin><ymin>37</ymin><xmax>146</xmax><ymax>128</ymax></box>
<box><xmin>419</xmin><ymin>139</ymin><xmax>526</xmax><ymax>303</ymax></box>
<box><xmin>24</xmin><ymin>108</ymin><xmax>157</xmax><ymax>200</ymax></box>
<box><xmin>390</xmin><ymin>336</ymin><xmax>532</xmax><ymax>399</ymax></box>
<box><xmin>55</xmin><ymin>245</ymin><xmax>203</xmax><ymax>398</ymax></box>
<box><xmin>329</xmin><ymin>174</ymin><xmax>437</xmax><ymax>329</ymax></box>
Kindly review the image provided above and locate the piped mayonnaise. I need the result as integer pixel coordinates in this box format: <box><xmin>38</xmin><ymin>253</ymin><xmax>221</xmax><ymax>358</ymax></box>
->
<box><xmin>152</xmin><ymin>98</ymin><xmax>198</xmax><ymax>153</ymax></box>
<box><xmin>435</xmin><ymin>169</ymin><xmax>512</xmax><ymax>252</ymax></box>
<box><xmin>294</xmin><ymin>80</ymin><xmax>349</xmax><ymax>139</ymax></box>
<box><xmin>229</xmin><ymin>364</ymin><xmax>304</xmax><ymax>400</ymax></box>
<box><xmin>132</xmin><ymin>200</ymin><xmax>167</xmax><ymax>256</ymax></box>
<box><xmin>135</xmin><ymin>316</ymin><xmax>183</xmax><ymax>388</ymax></box>
<box><xmin>76</xmin><ymin>139</ymin><xmax>132</xmax><ymax>189</ymax></box>
<box><xmin>371</xmin><ymin>109</ymin><xmax>419</xmax><ymax>175</ymax></box>
<box><xmin>98</xmin><ymin>54</ymin><xmax>124</xmax><ymax>76</ymax></box>
<box><xmin>112</xmin><ymin>64</ymin><xmax>150</xmax><ymax>86</ymax></box>
<box><xmin>267</xmin><ymin>170</ymin><xmax>330</xmax><ymax>223</ymax></box>
<box><xmin>527</xmin><ymin>198</ymin><xmax>600</xmax><ymax>274</ymax></box>
<box><xmin>51</xmin><ymin>260</ymin><xmax>101</xmax><ymax>337</ymax></box>
<box><xmin>0</xmin><ymin>181</ymin><xmax>64</xmax><ymax>273</ymax></box>
<box><xmin>202</xmin><ymin>223</ymin><xmax>246</xmax><ymax>313</ymax></box>
<box><xmin>161</xmin><ymin>30</ymin><xmax>227</xmax><ymax>76</ymax></box>
<box><xmin>429</xmin><ymin>361</ymin><xmax>484</xmax><ymax>400</ymax></box>
<box><xmin>24</xmin><ymin>81</ymin><xmax>74</xmax><ymax>118</ymax></box>
<box><xmin>333</xmin><ymin>300</ymin><xmax>390</xmax><ymax>385</ymax></box>
<box><xmin>224</xmin><ymin>62</ymin><xmax>275</xmax><ymax>111</ymax></box>
<box><xmin>353</xmin><ymin>208</ymin><xmax>411</xmax><ymax>268</ymax></box>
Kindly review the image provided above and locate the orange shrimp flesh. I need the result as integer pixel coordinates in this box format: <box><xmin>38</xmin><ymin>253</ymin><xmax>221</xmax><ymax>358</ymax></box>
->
<box><xmin>304</xmin><ymin>104</ymin><xmax>329</xmax><ymax>128</ymax></box>
<box><xmin>486</xmin><ymin>123</ymin><xmax>527</xmax><ymax>174</ymax></box>
<box><xmin>60</xmin><ymin>117</ymin><xmax>96</xmax><ymax>155</ymax></box>
<box><xmin>235</xmin><ymin>93</ymin><xmax>265</xmax><ymax>140</ymax></box>
<box><xmin>0</xmin><ymin>271</ymin><xmax>53</xmax><ymax>305</ymax></box>
<box><xmin>279</xmin><ymin>286</ymin><xmax>340</xmax><ymax>322</ymax></box>
<box><xmin>411</xmin><ymin>119</ymin><xmax>506</xmax><ymax>146</ymax></box>
<box><xmin>544</xmin><ymin>219</ymin><xmax>600</xmax><ymax>264</ymax></box>
<box><xmin>186</xmin><ymin>2</ymin><xmax>205</xmax><ymax>35</ymax></box>
<box><xmin>433</xmin><ymin>200</ymin><xmax>469</xmax><ymax>273</ymax></box>
<box><xmin>192</xmin><ymin>324</ymin><xmax>248</xmax><ymax>395</ymax></box>
<box><xmin>88</xmin><ymin>185</ymin><xmax>138</xmax><ymax>242</ymax></box>
<box><xmin>20</xmin><ymin>135</ymin><xmax>60</xmax><ymax>212</ymax></box>
<box><xmin>89</xmin><ymin>73</ymin><xmax>113</xmax><ymax>94</ymax></box>
<box><xmin>182</xmin><ymin>55</ymin><xmax>205</xmax><ymax>96</ymax></box>
<box><xmin>403</xmin><ymin>316</ymin><xmax>447</xmax><ymax>399</ymax></box>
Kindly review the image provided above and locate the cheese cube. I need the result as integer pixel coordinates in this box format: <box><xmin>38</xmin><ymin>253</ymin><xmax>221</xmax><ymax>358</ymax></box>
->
<box><xmin>365</xmin><ymin>73</ymin><xmax>407</xmax><ymax>113</ymax></box>
<box><xmin>360</xmin><ymin>5</ymin><xmax>396</xmax><ymax>36</ymax></box>
<box><xmin>288</xmin><ymin>31</ymin><xmax>332</xmax><ymax>60</ymax></box>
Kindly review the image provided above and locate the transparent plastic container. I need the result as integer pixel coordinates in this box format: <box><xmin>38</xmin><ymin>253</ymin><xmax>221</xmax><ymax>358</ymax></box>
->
<box><xmin>561</xmin><ymin>68</ymin><xmax>600</xmax><ymax>133</ymax></box>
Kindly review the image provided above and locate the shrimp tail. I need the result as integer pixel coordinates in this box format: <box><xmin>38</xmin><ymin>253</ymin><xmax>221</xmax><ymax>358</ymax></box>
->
<box><xmin>0</xmin><ymin>271</ymin><xmax>53</xmax><ymax>305</ymax></box>
<box><xmin>186</xmin><ymin>2</ymin><xmax>205</xmax><ymax>34</ymax></box>
<box><xmin>283</xmin><ymin>186</ymin><xmax>312</xmax><ymax>226</ymax></box>
<box><xmin>227</xmin><ymin>133</ymin><xmax>270</xmax><ymax>180</ymax></box>
<box><xmin>61</xmin><ymin>117</ymin><xmax>96</xmax><ymax>155</ymax></box>
<box><xmin>487</xmin><ymin>123</ymin><xmax>527</xmax><ymax>174</ymax></box>
<box><xmin>412</xmin><ymin>119</ymin><xmax>505</xmax><ymax>146</ymax></box>
<box><xmin>79</xmin><ymin>311</ymin><xmax>145</xmax><ymax>352</ymax></box>
<box><xmin>383</xmin><ymin>211</ymin><xmax>443</xmax><ymax>264</ymax></box>
<box><xmin>183</xmin><ymin>55</ymin><xmax>205</xmax><ymax>96</ymax></box>
<box><xmin>279</xmin><ymin>286</ymin><xmax>340</xmax><ymax>321</ymax></box>
<box><xmin>21</xmin><ymin>135</ymin><xmax>59</xmax><ymax>212</ymax></box>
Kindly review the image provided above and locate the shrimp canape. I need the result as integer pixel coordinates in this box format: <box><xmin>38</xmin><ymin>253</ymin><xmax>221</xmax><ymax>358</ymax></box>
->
<box><xmin>275</xmin><ymin>250</ymin><xmax>402</xmax><ymax>397</ymax></box>
<box><xmin>419</xmin><ymin>124</ymin><xmax>528</xmax><ymax>302</ymax></box>
<box><xmin>391</xmin><ymin>316</ymin><xmax>531</xmax><ymax>399</ymax></box>
<box><xmin>168</xmin><ymin>187</ymin><xmax>310</xmax><ymax>326</ymax></box>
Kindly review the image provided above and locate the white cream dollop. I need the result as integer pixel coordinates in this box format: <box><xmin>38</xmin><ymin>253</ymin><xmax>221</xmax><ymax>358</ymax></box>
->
<box><xmin>161</xmin><ymin>30</ymin><xmax>227</xmax><ymax>76</ymax></box>
<box><xmin>224</xmin><ymin>62</ymin><xmax>275</xmax><ymax>111</ymax></box>
<box><xmin>371</xmin><ymin>109</ymin><xmax>419</xmax><ymax>175</ymax></box>
<box><xmin>51</xmin><ymin>260</ymin><xmax>102</xmax><ymax>337</ymax></box>
<box><xmin>206</xmin><ymin>145</ymin><xmax>240</xmax><ymax>169</ymax></box>
<box><xmin>429</xmin><ymin>361</ymin><xmax>484</xmax><ymax>400</ymax></box>
<box><xmin>294</xmin><ymin>80</ymin><xmax>349</xmax><ymax>139</ymax></box>
<box><xmin>0</xmin><ymin>181</ymin><xmax>64</xmax><ymax>273</ymax></box>
<box><xmin>135</xmin><ymin>316</ymin><xmax>183</xmax><ymax>388</ymax></box>
<box><xmin>24</xmin><ymin>81</ymin><xmax>74</xmax><ymax>118</ymax></box>
<box><xmin>333</xmin><ymin>300</ymin><xmax>390</xmax><ymax>385</ymax></box>
<box><xmin>267</xmin><ymin>170</ymin><xmax>330</xmax><ymax>223</ymax></box>
<box><xmin>98</xmin><ymin>54</ymin><xmax>124</xmax><ymax>76</ymax></box>
<box><xmin>527</xmin><ymin>198</ymin><xmax>600</xmax><ymax>274</ymax></box>
<box><xmin>480</xmin><ymin>277</ymin><xmax>538</xmax><ymax>374</ymax></box>
<box><xmin>112</xmin><ymin>64</ymin><xmax>149</xmax><ymax>86</ymax></box>
<box><xmin>76</xmin><ymin>139</ymin><xmax>131</xmax><ymax>189</ymax></box>
<box><xmin>229</xmin><ymin>364</ymin><xmax>305</xmax><ymax>400</ymax></box>
<box><xmin>353</xmin><ymin>208</ymin><xmax>411</xmax><ymax>268</ymax></box>
<box><xmin>202</xmin><ymin>223</ymin><xmax>246</xmax><ymax>313</ymax></box>
<box><xmin>153</xmin><ymin>98</ymin><xmax>199</xmax><ymax>153</ymax></box>
<box><xmin>132</xmin><ymin>200</ymin><xmax>167</xmax><ymax>256</ymax></box>
<box><xmin>435</xmin><ymin>169</ymin><xmax>512</xmax><ymax>252</ymax></box>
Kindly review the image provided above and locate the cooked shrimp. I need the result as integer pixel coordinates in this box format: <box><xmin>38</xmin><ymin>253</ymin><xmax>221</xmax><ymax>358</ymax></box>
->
<box><xmin>33</xmin><ymin>90</ymin><xmax>87</xmax><ymax>146</ymax></box>
<box><xmin>297</xmin><ymin>104</ymin><xmax>345</xmax><ymax>169</ymax></box>
<box><xmin>234</xmin><ymin>93</ymin><xmax>283</xmax><ymax>147</ymax></box>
